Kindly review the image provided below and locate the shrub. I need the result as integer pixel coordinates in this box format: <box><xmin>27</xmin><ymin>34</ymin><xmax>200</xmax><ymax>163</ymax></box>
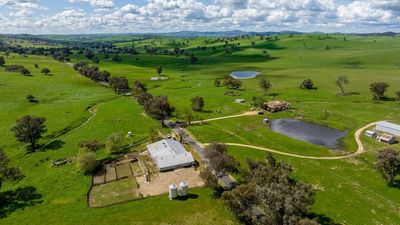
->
<box><xmin>76</xmin><ymin>151</ymin><xmax>97</xmax><ymax>174</ymax></box>
<box><xmin>106</xmin><ymin>132</ymin><xmax>125</xmax><ymax>154</ymax></box>
<box><xmin>301</xmin><ymin>79</ymin><xmax>314</xmax><ymax>89</ymax></box>
<box><xmin>78</xmin><ymin>139</ymin><xmax>105</xmax><ymax>152</ymax></box>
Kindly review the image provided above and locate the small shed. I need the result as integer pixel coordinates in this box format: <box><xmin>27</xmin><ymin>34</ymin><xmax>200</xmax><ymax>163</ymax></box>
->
<box><xmin>365</xmin><ymin>130</ymin><xmax>377</xmax><ymax>138</ymax></box>
<box><xmin>378</xmin><ymin>134</ymin><xmax>396</xmax><ymax>144</ymax></box>
<box><xmin>235</xmin><ymin>99</ymin><xmax>245</xmax><ymax>104</ymax></box>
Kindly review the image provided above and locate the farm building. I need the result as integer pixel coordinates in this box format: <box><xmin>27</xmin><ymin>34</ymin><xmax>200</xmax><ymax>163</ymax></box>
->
<box><xmin>365</xmin><ymin>130</ymin><xmax>377</xmax><ymax>138</ymax></box>
<box><xmin>147</xmin><ymin>139</ymin><xmax>195</xmax><ymax>172</ymax></box>
<box><xmin>263</xmin><ymin>100</ymin><xmax>290</xmax><ymax>112</ymax></box>
<box><xmin>375</xmin><ymin>121</ymin><xmax>400</xmax><ymax>136</ymax></box>
<box><xmin>377</xmin><ymin>134</ymin><xmax>396</xmax><ymax>144</ymax></box>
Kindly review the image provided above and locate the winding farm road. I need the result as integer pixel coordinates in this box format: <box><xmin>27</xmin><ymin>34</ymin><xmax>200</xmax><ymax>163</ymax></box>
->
<box><xmin>191</xmin><ymin>111</ymin><xmax>258</xmax><ymax>124</ymax></box>
<box><xmin>41</xmin><ymin>105</ymin><xmax>97</xmax><ymax>149</ymax></box>
<box><xmin>202</xmin><ymin>120</ymin><xmax>378</xmax><ymax>160</ymax></box>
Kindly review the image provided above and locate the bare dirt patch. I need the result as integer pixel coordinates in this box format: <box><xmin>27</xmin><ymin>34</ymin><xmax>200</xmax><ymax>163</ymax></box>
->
<box><xmin>137</xmin><ymin>167</ymin><xmax>204</xmax><ymax>197</ymax></box>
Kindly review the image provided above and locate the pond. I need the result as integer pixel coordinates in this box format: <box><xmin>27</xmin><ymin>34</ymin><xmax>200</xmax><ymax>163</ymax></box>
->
<box><xmin>230</xmin><ymin>71</ymin><xmax>260</xmax><ymax>79</ymax></box>
<box><xmin>269</xmin><ymin>119</ymin><xmax>348</xmax><ymax>149</ymax></box>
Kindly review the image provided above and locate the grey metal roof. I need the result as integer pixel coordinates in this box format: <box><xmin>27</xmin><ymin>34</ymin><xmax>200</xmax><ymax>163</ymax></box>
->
<box><xmin>147</xmin><ymin>139</ymin><xmax>194</xmax><ymax>170</ymax></box>
<box><xmin>377</xmin><ymin>121</ymin><xmax>400</xmax><ymax>131</ymax></box>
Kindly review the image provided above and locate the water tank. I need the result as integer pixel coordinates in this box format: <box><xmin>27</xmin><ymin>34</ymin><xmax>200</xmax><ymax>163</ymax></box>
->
<box><xmin>169</xmin><ymin>184</ymin><xmax>178</xmax><ymax>199</ymax></box>
<box><xmin>179</xmin><ymin>181</ymin><xmax>188</xmax><ymax>197</ymax></box>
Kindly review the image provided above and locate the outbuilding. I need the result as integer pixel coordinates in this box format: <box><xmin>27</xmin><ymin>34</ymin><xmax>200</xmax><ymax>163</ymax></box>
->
<box><xmin>376</xmin><ymin>121</ymin><xmax>400</xmax><ymax>136</ymax></box>
<box><xmin>377</xmin><ymin>134</ymin><xmax>396</xmax><ymax>144</ymax></box>
<box><xmin>147</xmin><ymin>139</ymin><xmax>195</xmax><ymax>172</ymax></box>
<box><xmin>235</xmin><ymin>99</ymin><xmax>245</xmax><ymax>104</ymax></box>
<box><xmin>365</xmin><ymin>130</ymin><xmax>377</xmax><ymax>138</ymax></box>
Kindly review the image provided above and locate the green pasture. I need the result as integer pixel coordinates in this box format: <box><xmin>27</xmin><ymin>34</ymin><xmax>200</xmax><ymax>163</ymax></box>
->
<box><xmin>1</xmin><ymin>34</ymin><xmax>400</xmax><ymax>225</ymax></box>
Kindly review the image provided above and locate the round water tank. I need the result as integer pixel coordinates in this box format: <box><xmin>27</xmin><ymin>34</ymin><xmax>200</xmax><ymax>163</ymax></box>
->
<box><xmin>179</xmin><ymin>181</ymin><xmax>188</xmax><ymax>196</ymax></box>
<box><xmin>169</xmin><ymin>184</ymin><xmax>178</xmax><ymax>199</ymax></box>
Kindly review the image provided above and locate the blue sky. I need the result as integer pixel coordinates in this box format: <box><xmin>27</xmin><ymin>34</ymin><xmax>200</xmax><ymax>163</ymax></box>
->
<box><xmin>0</xmin><ymin>0</ymin><xmax>399</xmax><ymax>34</ymax></box>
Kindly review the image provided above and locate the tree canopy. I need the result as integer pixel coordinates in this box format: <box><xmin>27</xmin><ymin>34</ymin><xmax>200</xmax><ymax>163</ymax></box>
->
<box><xmin>370</xmin><ymin>82</ymin><xmax>389</xmax><ymax>100</ymax></box>
<box><xmin>376</xmin><ymin>148</ymin><xmax>400</xmax><ymax>186</ymax></box>
<box><xmin>11</xmin><ymin>115</ymin><xmax>47</xmax><ymax>151</ymax></box>
<box><xmin>222</xmin><ymin>154</ymin><xmax>316</xmax><ymax>225</ymax></box>
<box><xmin>259</xmin><ymin>79</ymin><xmax>272</xmax><ymax>95</ymax></box>
<box><xmin>191</xmin><ymin>96</ymin><xmax>205</xmax><ymax>112</ymax></box>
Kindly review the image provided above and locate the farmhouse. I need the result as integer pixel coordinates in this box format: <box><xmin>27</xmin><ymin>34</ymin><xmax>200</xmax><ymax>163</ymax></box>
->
<box><xmin>375</xmin><ymin>121</ymin><xmax>400</xmax><ymax>136</ymax></box>
<box><xmin>147</xmin><ymin>139</ymin><xmax>195</xmax><ymax>172</ymax></box>
<box><xmin>263</xmin><ymin>100</ymin><xmax>289</xmax><ymax>112</ymax></box>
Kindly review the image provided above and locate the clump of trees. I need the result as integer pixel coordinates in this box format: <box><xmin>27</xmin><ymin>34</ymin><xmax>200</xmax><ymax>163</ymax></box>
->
<box><xmin>191</xmin><ymin>96</ymin><xmax>205</xmax><ymax>112</ymax></box>
<box><xmin>376</xmin><ymin>148</ymin><xmax>400</xmax><ymax>186</ymax></box>
<box><xmin>370</xmin><ymin>82</ymin><xmax>389</xmax><ymax>100</ymax></box>
<box><xmin>0</xmin><ymin>148</ymin><xmax>24</xmax><ymax>189</ymax></box>
<box><xmin>78</xmin><ymin>139</ymin><xmax>105</xmax><ymax>152</ymax></box>
<box><xmin>335</xmin><ymin>75</ymin><xmax>349</xmax><ymax>95</ymax></box>
<box><xmin>11</xmin><ymin>115</ymin><xmax>47</xmax><ymax>151</ymax></box>
<box><xmin>132</xmin><ymin>80</ymin><xmax>174</xmax><ymax>125</ymax></box>
<box><xmin>259</xmin><ymin>79</ymin><xmax>272</xmax><ymax>95</ymax></box>
<box><xmin>5</xmin><ymin>64</ymin><xmax>31</xmax><ymax>76</ymax></box>
<box><xmin>76</xmin><ymin>151</ymin><xmax>97</xmax><ymax>174</ymax></box>
<box><xmin>221</xmin><ymin>76</ymin><xmax>242</xmax><ymax>89</ymax></box>
<box><xmin>396</xmin><ymin>90</ymin><xmax>400</xmax><ymax>100</ymax></box>
<box><xmin>204</xmin><ymin>143</ymin><xmax>239</xmax><ymax>177</ymax></box>
<box><xmin>73</xmin><ymin>61</ymin><xmax>110</xmax><ymax>83</ymax></box>
<box><xmin>109</xmin><ymin>76</ymin><xmax>130</xmax><ymax>93</ymax></box>
<box><xmin>145</xmin><ymin>96</ymin><xmax>174</xmax><ymax>124</ymax></box>
<box><xmin>222</xmin><ymin>154</ymin><xmax>316</xmax><ymax>225</ymax></box>
<box><xmin>300</xmin><ymin>79</ymin><xmax>314</xmax><ymax>89</ymax></box>
<box><xmin>251</xmin><ymin>96</ymin><xmax>265</xmax><ymax>108</ymax></box>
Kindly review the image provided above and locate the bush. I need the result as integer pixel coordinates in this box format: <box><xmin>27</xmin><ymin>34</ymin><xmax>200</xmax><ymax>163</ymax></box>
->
<box><xmin>78</xmin><ymin>139</ymin><xmax>105</xmax><ymax>152</ymax></box>
<box><xmin>76</xmin><ymin>152</ymin><xmax>97</xmax><ymax>174</ymax></box>
<box><xmin>106</xmin><ymin>132</ymin><xmax>125</xmax><ymax>154</ymax></box>
<box><xmin>26</xmin><ymin>94</ymin><xmax>38</xmax><ymax>103</ymax></box>
<box><xmin>301</xmin><ymin>79</ymin><xmax>314</xmax><ymax>89</ymax></box>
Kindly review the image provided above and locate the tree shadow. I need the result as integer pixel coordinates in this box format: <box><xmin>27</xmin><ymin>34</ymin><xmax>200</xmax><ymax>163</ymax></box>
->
<box><xmin>174</xmin><ymin>194</ymin><xmax>199</xmax><ymax>201</ymax></box>
<box><xmin>309</xmin><ymin>213</ymin><xmax>342</xmax><ymax>225</ymax></box>
<box><xmin>0</xmin><ymin>186</ymin><xmax>43</xmax><ymax>219</ymax></box>
<box><xmin>348</xmin><ymin>92</ymin><xmax>360</xmax><ymax>96</ymax></box>
<box><xmin>41</xmin><ymin>140</ymin><xmax>66</xmax><ymax>151</ymax></box>
<box><xmin>199</xmin><ymin>110</ymin><xmax>214</xmax><ymax>114</ymax></box>
<box><xmin>389</xmin><ymin>179</ymin><xmax>400</xmax><ymax>188</ymax></box>
<box><xmin>380</xmin><ymin>97</ymin><xmax>397</xmax><ymax>102</ymax></box>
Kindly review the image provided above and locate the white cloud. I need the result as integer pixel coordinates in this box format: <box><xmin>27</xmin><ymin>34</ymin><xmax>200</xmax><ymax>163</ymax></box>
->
<box><xmin>0</xmin><ymin>0</ymin><xmax>399</xmax><ymax>33</ymax></box>
<box><xmin>69</xmin><ymin>0</ymin><xmax>115</xmax><ymax>9</ymax></box>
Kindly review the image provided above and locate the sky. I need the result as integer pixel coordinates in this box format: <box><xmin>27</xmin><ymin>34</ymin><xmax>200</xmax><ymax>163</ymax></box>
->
<box><xmin>0</xmin><ymin>0</ymin><xmax>399</xmax><ymax>34</ymax></box>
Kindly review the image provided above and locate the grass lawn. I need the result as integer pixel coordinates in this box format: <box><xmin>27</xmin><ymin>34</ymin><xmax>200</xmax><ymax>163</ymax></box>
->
<box><xmin>89</xmin><ymin>178</ymin><xmax>139</xmax><ymax>208</ymax></box>
<box><xmin>0</xmin><ymin>54</ymin><xmax>238</xmax><ymax>225</ymax></box>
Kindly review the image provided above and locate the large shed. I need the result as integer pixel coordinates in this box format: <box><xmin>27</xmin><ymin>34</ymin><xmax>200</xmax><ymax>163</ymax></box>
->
<box><xmin>147</xmin><ymin>139</ymin><xmax>195</xmax><ymax>172</ymax></box>
<box><xmin>376</xmin><ymin>121</ymin><xmax>400</xmax><ymax>136</ymax></box>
